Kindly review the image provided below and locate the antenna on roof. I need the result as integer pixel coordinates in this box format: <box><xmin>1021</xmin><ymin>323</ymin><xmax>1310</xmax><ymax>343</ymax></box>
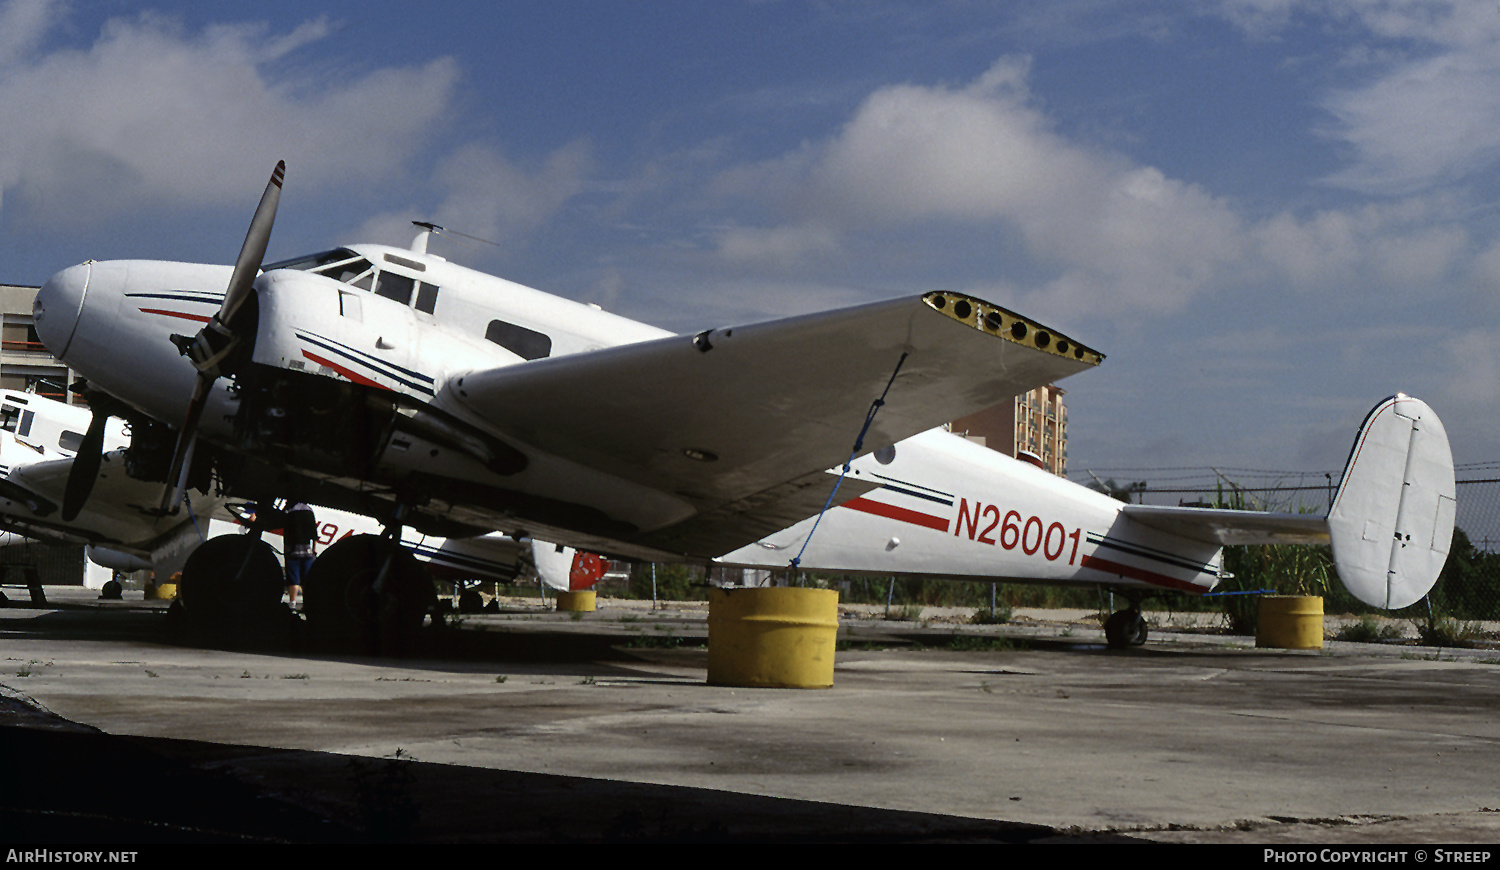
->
<box><xmin>410</xmin><ymin>221</ymin><xmax>442</xmax><ymax>254</ymax></box>
<box><xmin>409</xmin><ymin>220</ymin><xmax>502</xmax><ymax>255</ymax></box>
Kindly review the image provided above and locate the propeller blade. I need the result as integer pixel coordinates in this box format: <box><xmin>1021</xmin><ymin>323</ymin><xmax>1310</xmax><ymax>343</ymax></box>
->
<box><xmin>219</xmin><ymin>160</ymin><xmax>284</xmax><ymax>329</ymax></box>
<box><xmin>157</xmin><ymin>373</ymin><xmax>213</xmax><ymax>514</ymax></box>
<box><xmin>159</xmin><ymin>159</ymin><xmax>285</xmax><ymax>514</ymax></box>
<box><xmin>60</xmin><ymin>408</ymin><xmax>110</xmax><ymax>521</ymax></box>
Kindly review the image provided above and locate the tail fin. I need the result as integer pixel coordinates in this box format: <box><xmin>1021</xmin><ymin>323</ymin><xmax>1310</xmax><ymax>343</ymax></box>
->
<box><xmin>1327</xmin><ymin>395</ymin><xmax>1455</xmax><ymax>609</ymax></box>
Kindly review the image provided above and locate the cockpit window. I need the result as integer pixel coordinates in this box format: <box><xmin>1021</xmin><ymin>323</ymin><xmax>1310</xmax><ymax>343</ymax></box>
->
<box><xmin>265</xmin><ymin>249</ymin><xmax>439</xmax><ymax>312</ymax></box>
<box><xmin>263</xmin><ymin>248</ymin><xmax>357</xmax><ymax>272</ymax></box>
<box><xmin>265</xmin><ymin>248</ymin><xmax>377</xmax><ymax>288</ymax></box>
<box><xmin>0</xmin><ymin>404</ymin><xmax>21</xmax><ymax>433</ymax></box>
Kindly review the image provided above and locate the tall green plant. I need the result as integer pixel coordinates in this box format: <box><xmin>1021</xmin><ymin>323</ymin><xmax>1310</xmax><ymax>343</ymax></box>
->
<box><xmin>1213</xmin><ymin>481</ymin><xmax>1333</xmax><ymax>633</ymax></box>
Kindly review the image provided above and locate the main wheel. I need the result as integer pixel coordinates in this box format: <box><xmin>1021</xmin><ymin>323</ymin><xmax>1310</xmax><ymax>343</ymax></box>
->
<box><xmin>304</xmin><ymin>535</ymin><xmax>436</xmax><ymax>656</ymax></box>
<box><xmin>177</xmin><ymin>535</ymin><xmax>286</xmax><ymax>647</ymax></box>
<box><xmin>1104</xmin><ymin>609</ymin><xmax>1148</xmax><ymax>649</ymax></box>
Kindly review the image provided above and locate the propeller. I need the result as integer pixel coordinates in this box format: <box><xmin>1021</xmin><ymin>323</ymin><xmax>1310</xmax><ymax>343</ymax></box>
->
<box><xmin>60</xmin><ymin>405</ymin><xmax>111</xmax><ymax>521</ymax></box>
<box><xmin>158</xmin><ymin>160</ymin><xmax>284</xmax><ymax>513</ymax></box>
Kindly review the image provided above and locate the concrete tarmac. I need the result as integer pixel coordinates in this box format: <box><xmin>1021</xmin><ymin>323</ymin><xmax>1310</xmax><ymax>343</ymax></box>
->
<box><xmin>2</xmin><ymin>588</ymin><xmax>1498</xmax><ymax>843</ymax></box>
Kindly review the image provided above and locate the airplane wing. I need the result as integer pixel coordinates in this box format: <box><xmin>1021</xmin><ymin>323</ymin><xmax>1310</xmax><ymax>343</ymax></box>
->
<box><xmin>1119</xmin><ymin>504</ymin><xmax>1331</xmax><ymax>546</ymax></box>
<box><xmin>444</xmin><ymin>292</ymin><xmax>1102</xmax><ymax>556</ymax></box>
<box><xmin>0</xmin><ymin>449</ymin><xmax>212</xmax><ymax>552</ymax></box>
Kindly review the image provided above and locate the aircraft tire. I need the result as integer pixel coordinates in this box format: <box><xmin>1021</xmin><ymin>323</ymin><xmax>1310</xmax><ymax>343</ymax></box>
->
<box><xmin>304</xmin><ymin>535</ymin><xmax>435</xmax><ymax>656</ymax></box>
<box><xmin>1104</xmin><ymin>609</ymin><xmax>1148</xmax><ymax>649</ymax></box>
<box><xmin>177</xmin><ymin>535</ymin><xmax>287</xmax><ymax>647</ymax></box>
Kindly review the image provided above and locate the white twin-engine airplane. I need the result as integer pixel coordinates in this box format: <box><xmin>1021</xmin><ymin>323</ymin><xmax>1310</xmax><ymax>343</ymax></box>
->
<box><xmin>32</xmin><ymin>162</ymin><xmax>1455</xmax><ymax>648</ymax></box>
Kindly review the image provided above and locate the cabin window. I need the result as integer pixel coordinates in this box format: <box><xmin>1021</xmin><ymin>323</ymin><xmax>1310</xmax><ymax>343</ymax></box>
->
<box><xmin>374</xmin><ymin>273</ymin><xmax>415</xmax><ymax>305</ymax></box>
<box><xmin>485</xmin><ymin>320</ymin><xmax>552</xmax><ymax>360</ymax></box>
<box><xmin>415</xmin><ymin>282</ymin><xmax>439</xmax><ymax>314</ymax></box>
<box><xmin>0</xmin><ymin>404</ymin><xmax>21</xmax><ymax>432</ymax></box>
<box><xmin>17</xmin><ymin>410</ymin><xmax>33</xmax><ymax>437</ymax></box>
<box><xmin>58</xmin><ymin>430</ymin><xmax>83</xmax><ymax>453</ymax></box>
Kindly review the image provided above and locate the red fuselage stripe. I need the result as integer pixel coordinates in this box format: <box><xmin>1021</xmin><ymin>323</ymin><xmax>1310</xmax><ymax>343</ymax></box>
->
<box><xmin>301</xmin><ymin>351</ymin><xmax>389</xmax><ymax>391</ymax></box>
<box><xmin>1080</xmin><ymin>554</ymin><xmax>1205</xmax><ymax>593</ymax></box>
<box><xmin>840</xmin><ymin>496</ymin><xmax>951</xmax><ymax>532</ymax></box>
<box><xmin>139</xmin><ymin>308</ymin><xmax>211</xmax><ymax>323</ymax></box>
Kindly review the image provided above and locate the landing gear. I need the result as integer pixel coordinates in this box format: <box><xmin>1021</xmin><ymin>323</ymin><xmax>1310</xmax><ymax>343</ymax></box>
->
<box><xmin>303</xmin><ymin>534</ymin><xmax>436</xmax><ymax>656</ymax></box>
<box><xmin>175</xmin><ymin>534</ymin><xmax>291</xmax><ymax>647</ymax></box>
<box><xmin>1104</xmin><ymin>608</ymin><xmax>1148</xmax><ymax>649</ymax></box>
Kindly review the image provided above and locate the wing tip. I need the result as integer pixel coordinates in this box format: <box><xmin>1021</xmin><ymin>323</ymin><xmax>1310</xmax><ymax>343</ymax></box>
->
<box><xmin>921</xmin><ymin>291</ymin><xmax>1104</xmax><ymax>366</ymax></box>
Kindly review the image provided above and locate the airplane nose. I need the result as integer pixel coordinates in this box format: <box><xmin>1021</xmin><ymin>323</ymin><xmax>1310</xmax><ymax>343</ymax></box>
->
<box><xmin>35</xmin><ymin>261</ymin><xmax>91</xmax><ymax>358</ymax></box>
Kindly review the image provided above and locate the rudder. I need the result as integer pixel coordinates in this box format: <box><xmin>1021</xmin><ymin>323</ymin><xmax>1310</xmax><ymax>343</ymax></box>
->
<box><xmin>1327</xmin><ymin>395</ymin><xmax>1455</xmax><ymax>609</ymax></box>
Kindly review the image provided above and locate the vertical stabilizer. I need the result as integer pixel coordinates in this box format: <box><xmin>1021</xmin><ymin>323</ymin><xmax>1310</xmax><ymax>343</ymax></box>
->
<box><xmin>1327</xmin><ymin>395</ymin><xmax>1455</xmax><ymax>609</ymax></box>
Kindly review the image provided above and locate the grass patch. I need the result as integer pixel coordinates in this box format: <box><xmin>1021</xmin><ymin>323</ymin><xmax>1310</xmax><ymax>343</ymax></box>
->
<box><xmin>1418</xmin><ymin>616</ymin><xmax>1488</xmax><ymax>649</ymax></box>
<box><xmin>1334</xmin><ymin>615</ymin><xmax>1405</xmax><ymax>643</ymax></box>
<box><xmin>970</xmin><ymin>604</ymin><xmax>1013</xmax><ymax>625</ymax></box>
<box><xmin>885</xmin><ymin>604</ymin><xmax>924</xmax><ymax>622</ymax></box>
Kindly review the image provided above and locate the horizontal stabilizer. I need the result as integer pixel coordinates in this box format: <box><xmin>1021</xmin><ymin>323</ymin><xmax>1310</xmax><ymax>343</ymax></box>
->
<box><xmin>1327</xmin><ymin>395</ymin><xmax>1455</xmax><ymax>609</ymax></box>
<box><xmin>1120</xmin><ymin>504</ymin><xmax>1329</xmax><ymax>547</ymax></box>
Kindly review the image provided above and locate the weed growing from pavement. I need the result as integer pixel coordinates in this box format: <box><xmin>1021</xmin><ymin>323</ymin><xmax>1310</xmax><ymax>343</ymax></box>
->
<box><xmin>625</xmin><ymin>633</ymin><xmax>695</xmax><ymax>648</ymax></box>
<box><xmin>1336</xmin><ymin>615</ymin><xmax>1406</xmax><ymax>643</ymax></box>
<box><xmin>947</xmin><ymin>635</ymin><xmax>1024</xmax><ymax>652</ymax></box>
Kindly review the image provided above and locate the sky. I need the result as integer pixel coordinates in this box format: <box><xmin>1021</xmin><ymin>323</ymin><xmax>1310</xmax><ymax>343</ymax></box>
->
<box><xmin>3</xmin><ymin>0</ymin><xmax>1500</xmax><ymax>507</ymax></box>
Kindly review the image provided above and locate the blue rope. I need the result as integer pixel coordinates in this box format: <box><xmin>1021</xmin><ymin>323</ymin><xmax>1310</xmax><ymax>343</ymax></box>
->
<box><xmin>184</xmin><ymin>491</ymin><xmax>206</xmax><ymax>542</ymax></box>
<box><xmin>790</xmin><ymin>351</ymin><xmax>909</xmax><ymax>571</ymax></box>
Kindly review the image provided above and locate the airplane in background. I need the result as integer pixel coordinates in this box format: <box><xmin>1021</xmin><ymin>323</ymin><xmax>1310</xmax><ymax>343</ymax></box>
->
<box><xmin>0</xmin><ymin>388</ymin><xmax>587</xmax><ymax>640</ymax></box>
<box><xmin>32</xmin><ymin>162</ymin><xmax>1455</xmax><ymax>649</ymax></box>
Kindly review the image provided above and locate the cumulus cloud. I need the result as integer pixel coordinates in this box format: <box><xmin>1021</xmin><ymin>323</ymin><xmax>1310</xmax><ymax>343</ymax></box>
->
<box><xmin>1254</xmin><ymin>198</ymin><xmax>1469</xmax><ymax>291</ymax></box>
<box><xmin>1218</xmin><ymin>1</ymin><xmax>1500</xmax><ymax>195</ymax></box>
<box><xmin>0</xmin><ymin>6</ymin><xmax>459</xmax><ymax>223</ymax></box>
<box><xmin>716</xmin><ymin>57</ymin><xmax>1246</xmax><ymax>317</ymax></box>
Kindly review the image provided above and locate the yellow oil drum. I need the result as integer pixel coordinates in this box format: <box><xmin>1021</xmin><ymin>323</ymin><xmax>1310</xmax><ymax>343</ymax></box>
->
<box><xmin>556</xmin><ymin>590</ymin><xmax>596</xmax><ymax>612</ymax></box>
<box><xmin>707</xmin><ymin>587</ymin><xmax>838</xmax><ymax>688</ymax></box>
<box><xmin>146</xmin><ymin>583</ymin><xmax>177</xmax><ymax>601</ymax></box>
<box><xmin>1256</xmin><ymin>595</ymin><xmax>1324</xmax><ymax>649</ymax></box>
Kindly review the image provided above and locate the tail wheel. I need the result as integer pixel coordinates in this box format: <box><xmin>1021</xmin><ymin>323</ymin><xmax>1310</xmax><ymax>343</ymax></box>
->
<box><xmin>304</xmin><ymin>534</ymin><xmax>435</xmax><ymax>655</ymax></box>
<box><xmin>1104</xmin><ymin>609</ymin><xmax>1148</xmax><ymax>649</ymax></box>
<box><xmin>177</xmin><ymin>535</ymin><xmax>286</xmax><ymax>646</ymax></box>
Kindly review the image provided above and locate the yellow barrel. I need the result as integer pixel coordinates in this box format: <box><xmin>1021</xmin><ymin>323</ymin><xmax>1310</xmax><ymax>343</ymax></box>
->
<box><xmin>555</xmin><ymin>590</ymin><xmax>596</xmax><ymax>612</ymax></box>
<box><xmin>707</xmin><ymin>587</ymin><xmax>838</xmax><ymax>688</ymax></box>
<box><xmin>146</xmin><ymin>583</ymin><xmax>177</xmax><ymax>601</ymax></box>
<box><xmin>1256</xmin><ymin>595</ymin><xmax>1324</xmax><ymax>649</ymax></box>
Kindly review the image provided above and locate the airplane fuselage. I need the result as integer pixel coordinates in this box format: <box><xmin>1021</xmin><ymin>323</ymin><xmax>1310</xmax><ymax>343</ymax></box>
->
<box><xmin>718</xmin><ymin>427</ymin><xmax>1223</xmax><ymax>594</ymax></box>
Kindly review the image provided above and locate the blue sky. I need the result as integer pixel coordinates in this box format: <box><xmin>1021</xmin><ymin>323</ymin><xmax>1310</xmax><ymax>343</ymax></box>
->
<box><xmin>3</xmin><ymin>0</ymin><xmax>1500</xmax><ymax>502</ymax></box>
